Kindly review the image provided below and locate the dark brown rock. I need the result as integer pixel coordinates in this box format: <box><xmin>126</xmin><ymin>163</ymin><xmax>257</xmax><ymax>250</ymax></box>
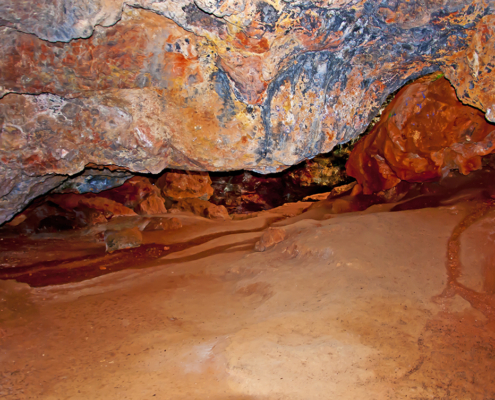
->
<box><xmin>97</xmin><ymin>177</ymin><xmax>166</xmax><ymax>217</ymax></box>
<box><xmin>7</xmin><ymin>202</ymin><xmax>76</xmax><ymax>234</ymax></box>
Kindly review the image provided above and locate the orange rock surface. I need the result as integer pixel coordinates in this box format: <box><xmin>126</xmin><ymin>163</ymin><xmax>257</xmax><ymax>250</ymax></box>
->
<box><xmin>49</xmin><ymin>194</ymin><xmax>137</xmax><ymax>218</ymax></box>
<box><xmin>134</xmin><ymin>194</ymin><xmax>167</xmax><ymax>216</ymax></box>
<box><xmin>97</xmin><ymin>176</ymin><xmax>167</xmax><ymax>215</ymax></box>
<box><xmin>169</xmin><ymin>198</ymin><xmax>231</xmax><ymax>220</ymax></box>
<box><xmin>346</xmin><ymin>76</ymin><xmax>495</xmax><ymax>194</ymax></box>
<box><xmin>254</xmin><ymin>227</ymin><xmax>287</xmax><ymax>252</ymax></box>
<box><xmin>157</xmin><ymin>171</ymin><xmax>214</xmax><ymax>201</ymax></box>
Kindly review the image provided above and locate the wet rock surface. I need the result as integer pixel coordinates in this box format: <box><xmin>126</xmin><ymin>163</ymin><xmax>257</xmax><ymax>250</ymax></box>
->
<box><xmin>1</xmin><ymin>1</ymin><xmax>495</xmax><ymax>223</ymax></box>
<box><xmin>143</xmin><ymin>217</ymin><xmax>182</xmax><ymax>232</ymax></box>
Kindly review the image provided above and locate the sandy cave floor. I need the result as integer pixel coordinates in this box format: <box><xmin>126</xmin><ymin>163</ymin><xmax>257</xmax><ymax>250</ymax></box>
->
<box><xmin>1</xmin><ymin>200</ymin><xmax>495</xmax><ymax>399</ymax></box>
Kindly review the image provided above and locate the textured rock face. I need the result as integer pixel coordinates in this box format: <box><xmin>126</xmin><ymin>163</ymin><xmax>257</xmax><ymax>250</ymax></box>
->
<box><xmin>52</xmin><ymin>168</ymin><xmax>132</xmax><ymax>194</ymax></box>
<box><xmin>105</xmin><ymin>227</ymin><xmax>143</xmax><ymax>252</ymax></box>
<box><xmin>98</xmin><ymin>176</ymin><xmax>164</xmax><ymax>212</ymax></box>
<box><xmin>169</xmin><ymin>198</ymin><xmax>231</xmax><ymax>220</ymax></box>
<box><xmin>134</xmin><ymin>194</ymin><xmax>167</xmax><ymax>215</ymax></box>
<box><xmin>1</xmin><ymin>0</ymin><xmax>495</xmax><ymax>223</ymax></box>
<box><xmin>157</xmin><ymin>171</ymin><xmax>214</xmax><ymax>201</ymax></box>
<box><xmin>209</xmin><ymin>150</ymin><xmax>351</xmax><ymax>213</ymax></box>
<box><xmin>346</xmin><ymin>75</ymin><xmax>495</xmax><ymax>194</ymax></box>
<box><xmin>254</xmin><ymin>227</ymin><xmax>287</xmax><ymax>252</ymax></box>
<box><xmin>210</xmin><ymin>171</ymin><xmax>287</xmax><ymax>213</ymax></box>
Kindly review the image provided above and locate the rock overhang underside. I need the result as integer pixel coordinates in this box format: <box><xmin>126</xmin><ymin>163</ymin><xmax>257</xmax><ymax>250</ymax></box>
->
<box><xmin>0</xmin><ymin>0</ymin><xmax>495</xmax><ymax>224</ymax></box>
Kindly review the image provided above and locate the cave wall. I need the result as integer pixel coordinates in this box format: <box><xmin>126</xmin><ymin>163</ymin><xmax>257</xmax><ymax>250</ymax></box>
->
<box><xmin>1</xmin><ymin>0</ymin><xmax>495</xmax><ymax>224</ymax></box>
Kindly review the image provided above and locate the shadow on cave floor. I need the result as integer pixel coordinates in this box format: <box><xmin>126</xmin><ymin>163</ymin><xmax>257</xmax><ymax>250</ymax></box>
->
<box><xmin>2</xmin><ymin>165</ymin><xmax>495</xmax><ymax>291</ymax></box>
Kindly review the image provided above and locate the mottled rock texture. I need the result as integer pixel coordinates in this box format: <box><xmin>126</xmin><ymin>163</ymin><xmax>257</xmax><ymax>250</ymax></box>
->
<box><xmin>157</xmin><ymin>171</ymin><xmax>214</xmax><ymax>201</ymax></box>
<box><xmin>52</xmin><ymin>168</ymin><xmax>132</xmax><ymax>194</ymax></box>
<box><xmin>169</xmin><ymin>198</ymin><xmax>231</xmax><ymax>220</ymax></box>
<box><xmin>143</xmin><ymin>216</ymin><xmax>182</xmax><ymax>231</ymax></box>
<box><xmin>1</xmin><ymin>0</ymin><xmax>495</xmax><ymax>223</ymax></box>
<box><xmin>209</xmin><ymin>149</ymin><xmax>352</xmax><ymax>213</ymax></box>
<box><xmin>346</xmin><ymin>75</ymin><xmax>495</xmax><ymax>194</ymax></box>
<box><xmin>98</xmin><ymin>176</ymin><xmax>164</xmax><ymax>213</ymax></box>
<box><xmin>255</xmin><ymin>227</ymin><xmax>287</xmax><ymax>252</ymax></box>
<box><xmin>134</xmin><ymin>194</ymin><xmax>167</xmax><ymax>215</ymax></box>
<box><xmin>104</xmin><ymin>227</ymin><xmax>143</xmax><ymax>252</ymax></box>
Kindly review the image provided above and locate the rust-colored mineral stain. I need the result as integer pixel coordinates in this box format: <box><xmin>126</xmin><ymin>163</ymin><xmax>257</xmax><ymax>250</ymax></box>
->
<box><xmin>0</xmin><ymin>219</ymin><xmax>280</xmax><ymax>287</ymax></box>
<box><xmin>233</xmin><ymin>31</ymin><xmax>270</xmax><ymax>54</ymax></box>
<box><xmin>485</xmin><ymin>252</ymin><xmax>495</xmax><ymax>294</ymax></box>
<box><xmin>438</xmin><ymin>199</ymin><xmax>495</xmax><ymax>319</ymax></box>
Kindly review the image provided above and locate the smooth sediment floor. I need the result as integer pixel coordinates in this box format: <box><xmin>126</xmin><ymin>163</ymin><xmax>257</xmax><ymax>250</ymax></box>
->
<box><xmin>1</xmin><ymin>201</ymin><xmax>495</xmax><ymax>399</ymax></box>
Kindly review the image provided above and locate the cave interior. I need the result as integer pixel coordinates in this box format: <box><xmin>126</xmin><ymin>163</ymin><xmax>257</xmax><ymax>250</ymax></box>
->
<box><xmin>1</xmin><ymin>1</ymin><xmax>495</xmax><ymax>399</ymax></box>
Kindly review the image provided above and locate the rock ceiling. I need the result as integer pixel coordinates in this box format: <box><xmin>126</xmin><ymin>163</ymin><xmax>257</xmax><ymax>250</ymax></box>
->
<box><xmin>0</xmin><ymin>0</ymin><xmax>494</xmax><ymax>223</ymax></box>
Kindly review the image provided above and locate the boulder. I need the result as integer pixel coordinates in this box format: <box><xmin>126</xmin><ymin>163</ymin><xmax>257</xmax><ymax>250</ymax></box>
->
<box><xmin>99</xmin><ymin>177</ymin><xmax>162</xmax><ymax>210</ymax></box>
<box><xmin>134</xmin><ymin>194</ymin><xmax>167</xmax><ymax>215</ymax></box>
<box><xmin>169</xmin><ymin>198</ymin><xmax>230</xmax><ymax>220</ymax></box>
<box><xmin>104</xmin><ymin>227</ymin><xmax>143</xmax><ymax>252</ymax></box>
<box><xmin>144</xmin><ymin>217</ymin><xmax>182</xmax><ymax>232</ymax></box>
<box><xmin>255</xmin><ymin>228</ymin><xmax>287</xmax><ymax>252</ymax></box>
<box><xmin>346</xmin><ymin>75</ymin><xmax>495</xmax><ymax>194</ymax></box>
<box><xmin>157</xmin><ymin>171</ymin><xmax>213</xmax><ymax>201</ymax></box>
